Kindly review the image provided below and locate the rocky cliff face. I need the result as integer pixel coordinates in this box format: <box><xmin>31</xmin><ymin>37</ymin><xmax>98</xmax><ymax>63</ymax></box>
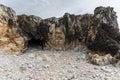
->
<box><xmin>0</xmin><ymin>4</ymin><xmax>24</xmax><ymax>54</ymax></box>
<box><xmin>0</xmin><ymin>4</ymin><xmax>120</xmax><ymax>58</ymax></box>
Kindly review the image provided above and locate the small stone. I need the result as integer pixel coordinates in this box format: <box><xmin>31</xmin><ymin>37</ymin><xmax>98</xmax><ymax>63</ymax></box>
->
<box><xmin>101</xmin><ymin>67</ymin><xmax>112</xmax><ymax>73</ymax></box>
<box><xmin>0</xmin><ymin>68</ymin><xmax>4</xmax><ymax>74</ymax></box>
<box><xmin>104</xmin><ymin>77</ymin><xmax>111</xmax><ymax>80</ymax></box>
<box><xmin>43</xmin><ymin>64</ymin><xmax>50</xmax><ymax>69</ymax></box>
<box><xmin>66</xmin><ymin>74</ymin><xmax>75</xmax><ymax>80</ymax></box>
<box><xmin>19</xmin><ymin>66</ymin><xmax>26</xmax><ymax>72</ymax></box>
<box><xmin>43</xmin><ymin>54</ymin><xmax>52</xmax><ymax>61</ymax></box>
<box><xmin>94</xmin><ymin>67</ymin><xmax>99</xmax><ymax>70</ymax></box>
<box><xmin>28</xmin><ymin>54</ymin><xmax>35</xmax><ymax>58</ymax></box>
<box><xmin>36</xmin><ymin>56</ymin><xmax>42</xmax><ymax>61</ymax></box>
<box><xmin>28</xmin><ymin>64</ymin><xmax>33</xmax><ymax>69</ymax></box>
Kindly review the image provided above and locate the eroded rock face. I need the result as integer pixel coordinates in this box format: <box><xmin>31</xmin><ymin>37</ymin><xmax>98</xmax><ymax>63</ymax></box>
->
<box><xmin>0</xmin><ymin>4</ymin><xmax>24</xmax><ymax>54</ymax></box>
<box><xmin>86</xmin><ymin>7</ymin><xmax>120</xmax><ymax>57</ymax></box>
<box><xmin>0</xmin><ymin>4</ymin><xmax>120</xmax><ymax>58</ymax></box>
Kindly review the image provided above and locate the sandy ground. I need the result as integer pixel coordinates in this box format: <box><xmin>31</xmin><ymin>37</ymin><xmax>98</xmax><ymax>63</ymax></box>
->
<box><xmin>0</xmin><ymin>47</ymin><xmax>120</xmax><ymax>80</ymax></box>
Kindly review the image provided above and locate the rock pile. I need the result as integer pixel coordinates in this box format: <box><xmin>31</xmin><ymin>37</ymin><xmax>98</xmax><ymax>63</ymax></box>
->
<box><xmin>0</xmin><ymin>4</ymin><xmax>120</xmax><ymax>58</ymax></box>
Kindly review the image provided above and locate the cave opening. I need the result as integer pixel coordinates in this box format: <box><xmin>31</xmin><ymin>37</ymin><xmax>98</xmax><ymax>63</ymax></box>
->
<box><xmin>27</xmin><ymin>38</ymin><xmax>45</xmax><ymax>49</ymax></box>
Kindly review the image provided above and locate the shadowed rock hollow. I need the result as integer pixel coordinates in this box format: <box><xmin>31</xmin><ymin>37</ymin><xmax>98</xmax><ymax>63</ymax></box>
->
<box><xmin>0</xmin><ymin>4</ymin><xmax>120</xmax><ymax>58</ymax></box>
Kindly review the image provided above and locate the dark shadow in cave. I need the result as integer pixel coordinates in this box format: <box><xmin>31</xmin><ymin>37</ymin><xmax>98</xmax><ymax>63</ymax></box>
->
<box><xmin>27</xmin><ymin>38</ymin><xmax>46</xmax><ymax>49</ymax></box>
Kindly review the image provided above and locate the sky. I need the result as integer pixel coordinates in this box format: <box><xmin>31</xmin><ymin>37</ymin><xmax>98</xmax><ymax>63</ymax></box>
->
<box><xmin>0</xmin><ymin>0</ymin><xmax>120</xmax><ymax>27</ymax></box>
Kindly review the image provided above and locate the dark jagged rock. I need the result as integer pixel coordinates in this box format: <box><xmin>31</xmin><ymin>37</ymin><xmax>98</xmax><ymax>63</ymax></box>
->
<box><xmin>0</xmin><ymin>4</ymin><xmax>120</xmax><ymax>58</ymax></box>
<box><xmin>17</xmin><ymin>14</ymin><xmax>42</xmax><ymax>39</ymax></box>
<box><xmin>86</xmin><ymin>7</ymin><xmax>120</xmax><ymax>57</ymax></box>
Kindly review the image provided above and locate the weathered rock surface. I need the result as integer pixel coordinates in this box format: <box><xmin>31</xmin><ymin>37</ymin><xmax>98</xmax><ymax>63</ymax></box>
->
<box><xmin>0</xmin><ymin>4</ymin><xmax>120</xmax><ymax>58</ymax></box>
<box><xmin>87</xmin><ymin>7</ymin><xmax>120</xmax><ymax>57</ymax></box>
<box><xmin>0</xmin><ymin>4</ymin><xmax>24</xmax><ymax>54</ymax></box>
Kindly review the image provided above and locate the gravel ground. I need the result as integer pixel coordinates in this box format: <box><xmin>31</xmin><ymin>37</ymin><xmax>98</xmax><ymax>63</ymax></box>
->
<box><xmin>0</xmin><ymin>48</ymin><xmax>120</xmax><ymax>80</ymax></box>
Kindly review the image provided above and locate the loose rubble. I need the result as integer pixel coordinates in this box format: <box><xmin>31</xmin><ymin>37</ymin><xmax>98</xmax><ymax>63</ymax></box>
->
<box><xmin>0</xmin><ymin>48</ymin><xmax>120</xmax><ymax>80</ymax></box>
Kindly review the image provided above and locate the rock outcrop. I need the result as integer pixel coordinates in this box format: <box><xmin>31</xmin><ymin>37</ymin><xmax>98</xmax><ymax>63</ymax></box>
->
<box><xmin>0</xmin><ymin>4</ymin><xmax>120</xmax><ymax>58</ymax></box>
<box><xmin>0</xmin><ymin>4</ymin><xmax>24</xmax><ymax>54</ymax></box>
